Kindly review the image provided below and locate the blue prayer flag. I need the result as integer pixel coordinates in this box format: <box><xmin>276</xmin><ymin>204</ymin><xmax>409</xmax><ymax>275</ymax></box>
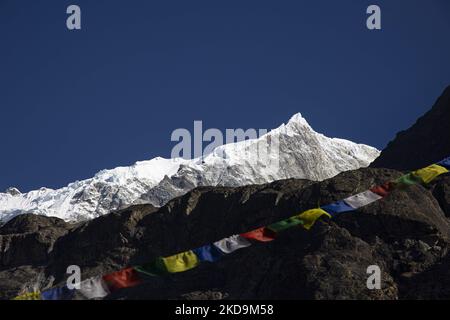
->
<box><xmin>193</xmin><ymin>244</ymin><xmax>224</xmax><ymax>262</ymax></box>
<box><xmin>321</xmin><ymin>201</ymin><xmax>354</xmax><ymax>216</ymax></box>
<box><xmin>438</xmin><ymin>157</ymin><xmax>450</xmax><ymax>170</ymax></box>
<box><xmin>41</xmin><ymin>286</ymin><xmax>75</xmax><ymax>300</ymax></box>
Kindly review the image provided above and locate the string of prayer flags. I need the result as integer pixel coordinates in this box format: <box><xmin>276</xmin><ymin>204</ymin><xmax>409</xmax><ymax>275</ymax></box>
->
<box><xmin>213</xmin><ymin>235</ymin><xmax>251</xmax><ymax>254</ymax></box>
<box><xmin>102</xmin><ymin>268</ymin><xmax>143</xmax><ymax>292</ymax></box>
<box><xmin>297</xmin><ymin>208</ymin><xmax>331</xmax><ymax>230</ymax></box>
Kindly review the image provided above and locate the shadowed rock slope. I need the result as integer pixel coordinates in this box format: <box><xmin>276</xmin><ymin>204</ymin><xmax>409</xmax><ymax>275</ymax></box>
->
<box><xmin>371</xmin><ymin>86</ymin><xmax>450</xmax><ymax>171</ymax></box>
<box><xmin>1</xmin><ymin>166</ymin><xmax>450</xmax><ymax>300</ymax></box>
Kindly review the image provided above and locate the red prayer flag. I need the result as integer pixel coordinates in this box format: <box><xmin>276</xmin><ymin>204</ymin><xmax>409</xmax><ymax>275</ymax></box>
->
<box><xmin>102</xmin><ymin>267</ymin><xmax>142</xmax><ymax>292</ymax></box>
<box><xmin>370</xmin><ymin>182</ymin><xmax>393</xmax><ymax>197</ymax></box>
<box><xmin>240</xmin><ymin>227</ymin><xmax>276</xmax><ymax>242</ymax></box>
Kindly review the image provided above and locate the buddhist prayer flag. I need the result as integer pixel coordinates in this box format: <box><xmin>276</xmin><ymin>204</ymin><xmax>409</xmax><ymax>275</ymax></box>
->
<box><xmin>321</xmin><ymin>201</ymin><xmax>354</xmax><ymax>216</ymax></box>
<box><xmin>135</xmin><ymin>258</ymin><xmax>168</xmax><ymax>276</ymax></box>
<box><xmin>193</xmin><ymin>244</ymin><xmax>224</xmax><ymax>262</ymax></box>
<box><xmin>370</xmin><ymin>182</ymin><xmax>393</xmax><ymax>197</ymax></box>
<box><xmin>162</xmin><ymin>250</ymin><xmax>199</xmax><ymax>273</ymax></box>
<box><xmin>438</xmin><ymin>157</ymin><xmax>450</xmax><ymax>170</ymax></box>
<box><xmin>41</xmin><ymin>286</ymin><xmax>74</xmax><ymax>300</ymax></box>
<box><xmin>343</xmin><ymin>190</ymin><xmax>382</xmax><ymax>209</ymax></box>
<box><xmin>213</xmin><ymin>235</ymin><xmax>251</xmax><ymax>254</ymax></box>
<box><xmin>241</xmin><ymin>227</ymin><xmax>276</xmax><ymax>242</ymax></box>
<box><xmin>102</xmin><ymin>268</ymin><xmax>143</xmax><ymax>292</ymax></box>
<box><xmin>267</xmin><ymin>216</ymin><xmax>304</xmax><ymax>232</ymax></box>
<box><xmin>413</xmin><ymin>164</ymin><xmax>449</xmax><ymax>184</ymax></box>
<box><xmin>393</xmin><ymin>173</ymin><xmax>423</xmax><ymax>188</ymax></box>
<box><xmin>297</xmin><ymin>208</ymin><xmax>331</xmax><ymax>230</ymax></box>
<box><xmin>13</xmin><ymin>291</ymin><xmax>41</xmax><ymax>300</ymax></box>
<box><xmin>78</xmin><ymin>276</ymin><xmax>110</xmax><ymax>299</ymax></box>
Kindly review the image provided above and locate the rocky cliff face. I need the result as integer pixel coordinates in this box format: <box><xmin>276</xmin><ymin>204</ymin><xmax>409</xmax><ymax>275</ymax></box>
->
<box><xmin>1</xmin><ymin>166</ymin><xmax>449</xmax><ymax>300</ymax></box>
<box><xmin>371</xmin><ymin>86</ymin><xmax>450</xmax><ymax>171</ymax></box>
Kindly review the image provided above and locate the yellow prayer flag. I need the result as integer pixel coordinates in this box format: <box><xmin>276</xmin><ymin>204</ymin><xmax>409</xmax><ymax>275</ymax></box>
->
<box><xmin>12</xmin><ymin>291</ymin><xmax>41</xmax><ymax>300</ymax></box>
<box><xmin>413</xmin><ymin>164</ymin><xmax>449</xmax><ymax>184</ymax></box>
<box><xmin>297</xmin><ymin>208</ymin><xmax>332</xmax><ymax>230</ymax></box>
<box><xmin>162</xmin><ymin>250</ymin><xmax>200</xmax><ymax>273</ymax></box>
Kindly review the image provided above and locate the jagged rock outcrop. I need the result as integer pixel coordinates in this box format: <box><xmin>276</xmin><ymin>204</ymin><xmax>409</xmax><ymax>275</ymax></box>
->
<box><xmin>371</xmin><ymin>86</ymin><xmax>450</xmax><ymax>170</ymax></box>
<box><xmin>432</xmin><ymin>176</ymin><xmax>450</xmax><ymax>218</ymax></box>
<box><xmin>1</xmin><ymin>167</ymin><xmax>449</xmax><ymax>300</ymax></box>
<box><xmin>4</xmin><ymin>187</ymin><xmax>21</xmax><ymax>196</ymax></box>
<box><xmin>0</xmin><ymin>215</ymin><xmax>71</xmax><ymax>268</ymax></box>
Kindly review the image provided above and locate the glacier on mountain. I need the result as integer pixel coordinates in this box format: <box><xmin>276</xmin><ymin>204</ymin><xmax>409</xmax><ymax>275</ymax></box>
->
<box><xmin>0</xmin><ymin>113</ymin><xmax>380</xmax><ymax>222</ymax></box>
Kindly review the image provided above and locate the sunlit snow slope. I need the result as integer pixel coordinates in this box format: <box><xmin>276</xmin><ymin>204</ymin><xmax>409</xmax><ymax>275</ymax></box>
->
<box><xmin>0</xmin><ymin>114</ymin><xmax>379</xmax><ymax>222</ymax></box>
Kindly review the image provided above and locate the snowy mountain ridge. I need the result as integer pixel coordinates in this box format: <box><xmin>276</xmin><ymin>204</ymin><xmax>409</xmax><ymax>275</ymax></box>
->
<box><xmin>0</xmin><ymin>113</ymin><xmax>380</xmax><ymax>222</ymax></box>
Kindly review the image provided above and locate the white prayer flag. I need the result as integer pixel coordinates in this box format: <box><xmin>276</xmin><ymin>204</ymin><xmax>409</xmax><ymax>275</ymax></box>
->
<box><xmin>78</xmin><ymin>276</ymin><xmax>110</xmax><ymax>299</ymax></box>
<box><xmin>343</xmin><ymin>190</ymin><xmax>382</xmax><ymax>209</ymax></box>
<box><xmin>213</xmin><ymin>235</ymin><xmax>251</xmax><ymax>254</ymax></box>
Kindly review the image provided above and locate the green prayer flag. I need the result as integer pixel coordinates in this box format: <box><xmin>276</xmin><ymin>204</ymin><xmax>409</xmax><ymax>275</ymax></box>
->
<box><xmin>134</xmin><ymin>257</ymin><xmax>168</xmax><ymax>276</ymax></box>
<box><xmin>393</xmin><ymin>173</ymin><xmax>422</xmax><ymax>188</ymax></box>
<box><xmin>267</xmin><ymin>217</ymin><xmax>304</xmax><ymax>232</ymax></box>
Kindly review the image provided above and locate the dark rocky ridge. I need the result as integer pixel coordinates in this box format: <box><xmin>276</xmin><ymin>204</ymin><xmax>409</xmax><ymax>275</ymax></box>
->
<box><xmin>1</xmin><ymin>167</ymin><xmax>450</xmax><ymax>300</ymax></box>
<box><xmin>371</xmin><ymin>86</ymin><xmax>450</xmax><ymax>170</ymax></box>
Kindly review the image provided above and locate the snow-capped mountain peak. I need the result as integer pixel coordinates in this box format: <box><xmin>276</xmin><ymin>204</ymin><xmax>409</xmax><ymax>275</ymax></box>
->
<box><xmin>287</xmin><ymin>112</ymin><xmax>312</xmax><ymax>127</ymax></box>
<box><xmin>4</xmin><ymin>187</ymin><xmax>21</xmax><ymax>196</ymax></box>
<box><xmin>0</xmin><ymin>114</ymin><xmax>380</xmax><ymax>222</ymax></box>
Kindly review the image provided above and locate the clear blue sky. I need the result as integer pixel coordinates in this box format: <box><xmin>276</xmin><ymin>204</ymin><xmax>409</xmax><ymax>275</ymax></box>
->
<box><xmin>1</xmin><ymin>0</ymin><xmax>450</xmax><ymax>192</ymax></box>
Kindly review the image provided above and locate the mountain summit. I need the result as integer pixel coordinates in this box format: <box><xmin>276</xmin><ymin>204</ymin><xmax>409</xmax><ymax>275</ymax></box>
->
<box><xmin>0</xmin><ymin>114</ymin><xmax>379</xmax><ymax>222</ymax></box>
